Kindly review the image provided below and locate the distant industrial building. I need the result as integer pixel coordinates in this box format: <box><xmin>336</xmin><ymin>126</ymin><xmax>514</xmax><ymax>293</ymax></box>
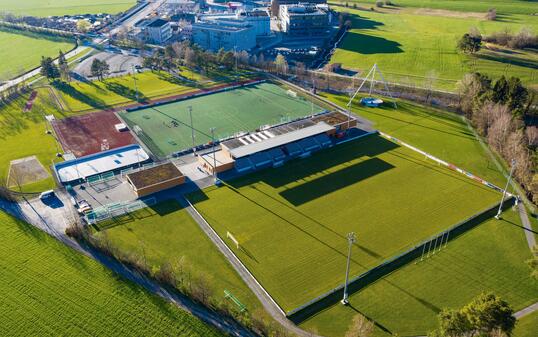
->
<box><xmin>270</xmin><ymin>0</ymin><xmax>327</xmax><ymax>16</ymax></box>
<box><xmin>198</xmin><ymin>10</ymin><xmax>270</xmax><ymax>36</ymax></box>
<box><xmin>140</xmin><ymin>17</ymin><xmax>172</xmax><ymax>44</ymax></box>
<box><xmin>279</xmin><ymin>4</ymin><xmax>328</xmax><ymax>35</ymax></box>
<box><xmin>192</xmin><ymin>20</ymin><xmax>256</xmax><ymax>51</ymax></box>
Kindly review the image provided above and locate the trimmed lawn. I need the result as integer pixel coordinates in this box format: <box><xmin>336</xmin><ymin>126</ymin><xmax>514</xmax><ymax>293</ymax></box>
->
<box><xmin>0</xmin><ymin>211</ymin><xmax>223</xmax><ymax>336</ymax></box>
<box><xmin>0</xmin><ymin>88</ymin><xmax>73</xmax><ymax>193</ymax></box>
<box><xmin>514</xmin><ymin>311</ymin><xmax>538</xmax><ymax>337</ymax></box>
<box><xmin>330</xmin><ymin>7</ymin><xmax>538</xmax><ymax>90</ymax></box>
<box><xmin>335</xmin><ymin>1</ymin><xmax>538</xmax><ymax>15</ymax></box>
<box><xmin>0</xmin><ymin>0</ymin><xmax>135</xmax><ymax>16</ymax></box>
<box><xmin>119</xmin><ymin>82</ymin><xmax>326</xmax><ymax>157</ymax></box>
<box><xmin>54</xmin><ymin>71</ymin><xmax>203</xmax><ymax>113</ymax></box>
<box><xmin>0</xmin><ymin>29</ymin><xmax>74</xmax><ymax>82</ymax></box>
<box><xmin>93</xmin><ymin>200</ymin><xmax>263</xmax><ymax>313</ymax></box>
<box><xmin>300</xmin><ymin>209</ymin><xmax>538</xmax><ymax>337</ymax></box>
<box><xmin>322</xmin><ymin>93</ymin><xmax>507</xmax><ymax>187</ymax></box>
<box><xmin>189</xmin><ymin>134</ymin><xmax>501</xmax><ymax>312</ymax></box>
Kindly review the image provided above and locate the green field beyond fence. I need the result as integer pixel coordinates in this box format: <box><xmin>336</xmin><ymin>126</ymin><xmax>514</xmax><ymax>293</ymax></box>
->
<box><xmin>188</xmin><ymin>134</ymin><xmax>502</xmax><ymax>311</ymax></box>
<box><xmin>120</xmin><ymin>82</ymin><xmax>326</xmax><ymax>157</ymax></box>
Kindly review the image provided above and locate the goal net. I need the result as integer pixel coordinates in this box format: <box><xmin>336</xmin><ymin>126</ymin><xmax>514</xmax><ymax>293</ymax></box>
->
<box><xmin>287</xmin><ymin>89</ymin><xmax>297</xmax><ymax>98</ymax></box>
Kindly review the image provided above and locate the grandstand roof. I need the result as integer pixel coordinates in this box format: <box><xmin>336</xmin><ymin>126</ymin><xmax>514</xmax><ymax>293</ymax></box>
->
<box><xmin>223</xmin><ymin>121</ymin><xmax>334</xmax><ymax>158</ymax></box>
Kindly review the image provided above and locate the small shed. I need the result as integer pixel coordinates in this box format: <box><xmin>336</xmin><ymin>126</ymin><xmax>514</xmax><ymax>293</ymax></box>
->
<box><xmin>126</xmin><ymin>162</ymin><xmax>185</xmax><ymax>197</ymax></box>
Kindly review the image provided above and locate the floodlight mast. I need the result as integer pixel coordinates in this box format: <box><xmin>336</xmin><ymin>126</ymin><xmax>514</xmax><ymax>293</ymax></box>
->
<box><xmin>495</xmin><ymin>159</ymin><xmax>516</xmax><ymax>219</ymax></box>
<box><xmin>341</xmin><ymin>232</ymin><xmax>357</xmax><ymax>305</ymax></box>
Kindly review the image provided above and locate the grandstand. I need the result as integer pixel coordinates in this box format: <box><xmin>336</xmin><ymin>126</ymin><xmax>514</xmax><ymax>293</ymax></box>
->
<box><xmin>217</xmin><ymin>111</ymin><xmax>356</xmax><ymax>174</ymax></box>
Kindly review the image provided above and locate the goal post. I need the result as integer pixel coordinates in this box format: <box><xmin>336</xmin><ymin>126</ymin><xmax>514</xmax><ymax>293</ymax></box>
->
<box><xmin>227</xmin><ymin>231</ymin><xmax>240</xmax><ymax>249</ymax></box>
<box><xmin>286</xmin><ymin>89</ymin><xmax>298</xmax><ymax>98</ymax></box>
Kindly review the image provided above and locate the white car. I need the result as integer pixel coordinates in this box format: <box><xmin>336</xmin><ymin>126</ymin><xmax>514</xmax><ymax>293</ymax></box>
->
<box><xmin>77</xmin><ymin>200</ymin><xmax>92</xmax><ymax>214</ymax></box>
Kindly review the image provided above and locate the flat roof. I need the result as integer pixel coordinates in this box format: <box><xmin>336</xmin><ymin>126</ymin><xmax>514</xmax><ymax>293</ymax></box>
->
<box><xmin>55</xmin><ymin>145</ymin><xmax>149</xmax><ymax>183</ymax></box>
<box><xmin>147</xmin><ymin>18</ymin><xmax>169</xmax><ymax>27</ymax></box>
<box><xmin>225</xmin><ymin>122</ymin><xmax>334</xmax><ymax>158</ymax></box>
<box><xmin>199</xmin><ymin>150</ymin><xmax>235</xmax><ymax>167</ymax></box>
<box><xmin>127</xmin><ymin>162</ymin><xmax>183</xmax><ymax>189</ymax></box>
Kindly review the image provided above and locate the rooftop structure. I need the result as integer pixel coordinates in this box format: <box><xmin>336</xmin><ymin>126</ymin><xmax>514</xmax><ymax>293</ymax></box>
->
<box><xmin>221</xmin><ymin>119</ymin><xmax>335</xmax><ymax>158</ymax></box>
<box><xmin>279</xmin><ymin>3</ymin><xmax>328</xmax><ymax>35</ymax></box>
<box><xmin>126</xmin><ymin>162</ymin><xmax>185</xmax><ymax>197</ymax></box>
<box><xmin>192</xmin><ymin>20</ymin><xmax>256</xmax><ymax>51</ymax></box>
<box><xmin>140</xmin><ymin>17</ymin><xmax>172</xmax><ymax>44</ymax></box>
<box><xmin>55</xmin><ymin>145</ymin><xmax>150</xmax><ymax>183</ymax></box>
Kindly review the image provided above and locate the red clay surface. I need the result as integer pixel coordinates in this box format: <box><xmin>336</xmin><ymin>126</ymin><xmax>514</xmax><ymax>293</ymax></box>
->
<box><xmin>52</xmin><ymin>110</ymin><xmax>136</xmax><ymax>158</ymax></box>
<box><xmin>24</xmin><ymin>91</ymin><xmax>37</xmax><ymax>112</ymax></box>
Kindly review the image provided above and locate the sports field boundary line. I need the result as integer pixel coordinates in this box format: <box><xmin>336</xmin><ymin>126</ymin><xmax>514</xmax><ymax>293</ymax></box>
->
<box><xmin>287</xmin><ymin>198</ymin><xmax>514</xmax><ymax>321</ymax></box>
<box><xmin>377</xmin><ymin>131</ymin><xmax>510</xmax><ymax>196</ymax></box>
<box><xmin>182</xmin><ymin>196</ymin><xmax>287</xmax><ymax>317</ymax></box>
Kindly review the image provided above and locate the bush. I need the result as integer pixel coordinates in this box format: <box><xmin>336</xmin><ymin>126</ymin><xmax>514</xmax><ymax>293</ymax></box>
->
<box><xmin>376</xmin><ymin>1</ymin><xmax>384</xmax><ymax>7</ymax></box>
<box><xmin>385</xmin><ymin>0</ymin><xmax>394</xmax><ymax>5</ymax></box>
<box><xmin>486</xmin><ymin>8</ymin><xmax>497</xmax><ymax>21</ymax></box>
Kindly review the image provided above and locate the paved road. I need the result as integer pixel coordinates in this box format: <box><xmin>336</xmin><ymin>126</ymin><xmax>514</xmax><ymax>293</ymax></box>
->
<box><xmin>0</xmin><ymin>195</ymin><xmax>256</xmax><ymax>337</ymax></box>
<box><xmin>514</xmin><ymin>301</ymin><xmax>538</xmax><ymax>319</ymax></box>
<box><xmin>109</xmin><ymin>0</ymin><xmax>166</xmax><ymax>35</ymax></box>
<box><xmin>0</xmin><ymin>45</ymin><xmax>89</xmax><ymax>93</ymax></box>
<box><xmin>517</xmin><ymin>202</ymin><xmax>537</xmax><ymax>251</ymax></box>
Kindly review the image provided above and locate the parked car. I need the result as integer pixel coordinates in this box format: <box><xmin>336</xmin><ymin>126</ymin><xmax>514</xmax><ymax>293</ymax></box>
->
<box><xmin>76</xmin><ymin>200</ymin><xmax>92</xmax><ymax>214</ymax></box>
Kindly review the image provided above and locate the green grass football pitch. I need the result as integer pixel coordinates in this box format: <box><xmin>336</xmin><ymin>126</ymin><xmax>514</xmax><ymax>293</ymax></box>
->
<box><xmin>0</xmin><ymin>28</ymin><xmax>74</xmax><ymax>81</ymax></box>
<box><xmin>0</xmin><ymin>210</ymin><xmax>223</xmax><ymax>336</ymax></box>
<box><xmin>0</xmin><ymin>0</ymin><xmax>135</xmax><ymax>16</ymax></box>
<box><xmin>300</xmin><ymin>208</ymin><xmax>538</xmax><ymax>337</ymax></box>
<box><xmin>119</xmin><ymin>82</ymin><xmax>326</xmax><ymax>157</ymax></box>
<box><xmin>188</xmin><ymin>134</ymin><xmax>502</xmax><ymax>312</ymax></box>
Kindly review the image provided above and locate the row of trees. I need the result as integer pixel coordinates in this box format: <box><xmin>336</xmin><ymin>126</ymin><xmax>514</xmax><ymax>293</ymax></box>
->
<box><xmin>458</xmin><ymin>27</ymin><xmax>537</xmax><ymax>55</ymax></box>
<box><xmin>459</xmin><ymin>72</ymin><xmax>537</xmax><ymax>204</ymax></box>
<box><xmin>66</xmin><ymin>224</ymin><xmax>293</xmax><ymax>337</ymax></box>
<box><xmin>142</xmin><ymin>42</ymin><xmax>242</xmax><ymax>73</ymax></box>
<box><xmin>40</xmin><ymin>51</ymin><xmax>110</xmax><ymax>82</ymax></box>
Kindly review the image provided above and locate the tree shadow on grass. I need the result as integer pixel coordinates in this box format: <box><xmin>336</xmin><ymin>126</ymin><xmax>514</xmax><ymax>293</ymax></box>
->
<box><xmin>475</xmin><ymin>52</ymin><xmax>538</xmax><ymax>70</ymax></box>
<box><xmin>105</xmin><ymin>81</ymin><xmax>149</xmax><ymax>104</ymax></box>
<box><xmin>157</xmin><ymin>72</ymin><xmax>199</xmax><ymax>89</ymax></box>
<box><xmin>53</xmin><ymin>81</ymin><xmax>107</xmax><ymax>110</ymax></box>
<box><xmin>340</xmin><ymin>32</ymin><xmax>403</xmax><ymax>54</ymax></box>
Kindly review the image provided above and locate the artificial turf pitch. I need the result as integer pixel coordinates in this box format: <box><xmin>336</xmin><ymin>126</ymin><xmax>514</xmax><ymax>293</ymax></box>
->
<box><xmin>119</xmin><ymin>82</ymin><xmax>326</xmax><ymax>157</ymax></box>
<box><xmin>188</xmin><ymin>134</ymin><xmax>502</xmax><ymax>312</ymax></box>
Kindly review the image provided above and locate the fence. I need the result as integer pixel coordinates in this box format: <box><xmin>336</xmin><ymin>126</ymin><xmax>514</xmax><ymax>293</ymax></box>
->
<box><xmin>287</xmin><ymin>198</ymin><xmax>514</xmax><ymax>321</ymax></box>
<box><xmin>84</xmin><ymin>197</ymin><xmax>157</xmax><ymax>225</ymax></box>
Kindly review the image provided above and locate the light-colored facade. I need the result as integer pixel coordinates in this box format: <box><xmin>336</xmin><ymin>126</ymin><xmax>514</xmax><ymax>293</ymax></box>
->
<box><xmin>279</xmin><ymin>4</ymin><xmax>328</xmax><ymax>35</ymax></box>
<box><xmin>192</xmin><ymin>21</ymin><xmax>256</xmax><ymax>51</ymax></box>
<box><xmin>198</xmin><ymin>10</ymin><xmax>270</xmax><ymax>36</ymax></box>
<box><xmin>142</xmin><ymin>18</ymin><xmax>172</xmax><ymax>44</ymax></box>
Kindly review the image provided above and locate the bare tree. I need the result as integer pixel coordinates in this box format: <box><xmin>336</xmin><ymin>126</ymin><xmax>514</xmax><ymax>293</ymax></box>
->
<box><xmin>525</xmin><ymin>126</ymin><xmax>538</xmax><ymax>148</ymax></box>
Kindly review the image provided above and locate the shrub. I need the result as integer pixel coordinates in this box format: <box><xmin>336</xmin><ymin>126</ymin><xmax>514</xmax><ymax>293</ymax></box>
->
<box><xmin>486</xmin><ymin>8</ymin><xmax>497</xmax><ymax>21</ymax></box>
<box><xmin>376</xmin><ymin>1</ymin><xmax>384</xmax><ymax>7</ymax></box>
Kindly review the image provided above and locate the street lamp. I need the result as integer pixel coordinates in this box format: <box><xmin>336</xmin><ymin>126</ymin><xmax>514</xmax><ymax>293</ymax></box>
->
<box><xmin>188</xmin><ymin>106</ymin><xmax>195</xmax><ymax>152</ymax></box>
<box><xmin>495</xmin><ymin>159</ymin><xmax>516</xmax><ymax>219</ymax></box>
<box><xmin>341</xmin><ymin>232</ymin><xmax>356</xmax><ymax>305</ymax></box>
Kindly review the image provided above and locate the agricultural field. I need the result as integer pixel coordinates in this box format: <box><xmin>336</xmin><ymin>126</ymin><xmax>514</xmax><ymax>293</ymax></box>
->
<box><xmin>0</xmin><ymin>29</ymin><xmax>74</xmax><ymax>82</ymax></box>
<box><xmin>300</xmin><ymin>209</ymin><xmax>538</xmax><ymax>337</ymax></box>
<box><xmin>188</xmin><ymin>134</ymin><xmax>502</xmax><ymax>312</ymax></box>
<box><xmin>92</xmin><ymin>200</ymin><xmax>262</xmax><ymax>313</ymax></box>
<box><xmin>53</xmin><ymin>71</ymin><xmax>205</xmax><ymax>113</ymax></box>
<box><xmin>335</xmin><ymin>0</ymin><xmax>538</xmax><ymax>15</ymax></box>
<box><xmin>0</xmin><ymin>0</ymin><xmax>136</xmax><ymax>16</ymax></box>
<box><xmin>322</xmin><ymin>93</ymin><xmax>507</xmax><ymax>186</ymax></box>
<box><xmin>0</xmin><ymin>210</ymin><xmax>223</xmax><ymax>336</ymax></box>
<box><xmin>119</xmin><ymin>82</ymin><xmax>326</xmax><ymax>157</ymax></box>
<box><xmin>330</xmin><ymin>7</ymin><xmax>538</xmax><ymax>90</ymax></box>
<box><xmin>0</xmin><ymin>88</ymin><xmax>73</xmax><ymax>193</ymax></box>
